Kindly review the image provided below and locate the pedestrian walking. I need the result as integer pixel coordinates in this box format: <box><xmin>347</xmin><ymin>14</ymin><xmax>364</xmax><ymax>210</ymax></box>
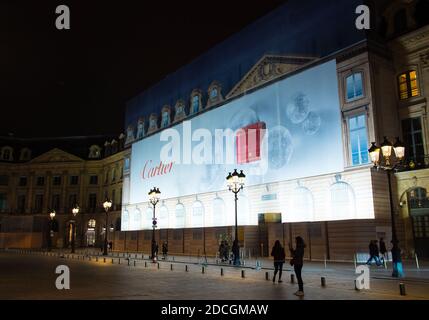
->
<box><xmin>379</xmin><ymin>238</ymin><xmax>387</xmax><ymax>263</ymax></box>
<box><xmin>162</xmin><ymin>241</ymin><xmax>168</xmax><ymax>260</ymax></box>
<box><xmin>289</xmin><ymin>236</ymin><xmax>305</xmax><ymax>296</ymax></box>
<box><xmin>219</xmin><ymin>241</ymin><xmax>225</xmax><ymax>262</ymax></box>
<box><xmin>366</xmin><ymin>240</ymin><xmax>382</xmax><ymax>266</ymax></box>
<box><xmin>271</xmin><ymin>240</ymin><xmax>286</xmax><ymax>283</ymax></box>
<box><xmin>391</xmin><ymin>240</ymin><xmax>404</xmax><ymax>278</ymax></box>
<box><xmin>232</xmin><ymin>240</ymin><xmax>240</xmax><ymax>266</ymax></box>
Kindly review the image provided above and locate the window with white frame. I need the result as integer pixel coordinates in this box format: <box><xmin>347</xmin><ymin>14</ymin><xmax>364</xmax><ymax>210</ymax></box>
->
<box><xmin>289</xmin><ymin>187</ymin><xmax>314</xmax><ymax>222</ymax></box>
<box><xmin>175</xmin><ymin>203</ymin><xmax>185</xmax><ymax>228</ymax></box>
<box><xmin>212</xmin><ymin>197</ymin><xmax>227</xmax><ymax>227</ymax></box>
<box><xmin>330</xmin><ymin>182</ymin><xmax>356</xmax><ymax>219</ymax></box>
<box><xmin>133</xmin><ymin>208</ymin><xmax>141</xmax><ymax>229</ymax></box>
<box><xmin>402</xmin><ymin>117</ymin><xmax>425</xmax><ymax>162</ymax></box>
<box><xmin>192</xmin><ymin>201</ymin><xmax>204</xmax><ymax>228</ymax></box>
<box><xmin>158</xmin><ymin>205</ymin><xmax>169</xmax><ymax>229</ymax></box>
<box><xmin>348</xmin><ymin>113</ymin><xmax>369</xmax><ymax>166</ymax></box>
<box><xmin>144</xmin><ymin>207</ymin><xmax>153</xmax><ymax>230</ymax></box>
<box><xmin>346</xmin><ymin>72</ymin><xmax>363</xmax><ymax>101</ymax></box>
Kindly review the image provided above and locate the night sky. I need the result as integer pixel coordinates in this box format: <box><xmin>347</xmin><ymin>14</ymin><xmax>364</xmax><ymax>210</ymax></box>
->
<box><xmin>1</xmin><ymin>0</ymin><xmax>288</xmax><ymax>138</ymax></box>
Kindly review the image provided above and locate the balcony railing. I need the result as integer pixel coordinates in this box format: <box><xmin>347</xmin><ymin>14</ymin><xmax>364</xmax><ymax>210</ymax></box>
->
<box><xmin>400</xmin><ymin>155</ymin><xmax>429</xmax><ymax>172</ymax></box>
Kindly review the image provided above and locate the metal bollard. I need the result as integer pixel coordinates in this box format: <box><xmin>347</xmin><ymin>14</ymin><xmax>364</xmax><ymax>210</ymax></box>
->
<box><xmin>399</xmin><ymin>283</ymin><xmax>406</xmax><ymax>296</ymax></box>
<box><xmin>128</xmin><ymin>259</ymin><xmax>130</xmax><ymax>266</ymax></box>
<box><xmin>104</xmin><ymin>258</ymin><xmax>106</xmax><ymax>263</ymax></box>
<box><xmin>145</xmin><ymin>261</ymin><xmax>147</xmax><ymax>268</ymax></box>
<box><xmin>157</xmin><ymin>263</ymin><xmax>160</xmax><ymax>269</ymax></box>
<box><xmin>134</xmin><ymin>260</ymin><xmax>136</xmax><ymax>267</ymax></box>
<box><xmin>265</xmin><ymin>272</ymin><xmax>269</xmax><ymax>281</ymax></box>
<box><xmin>185</xmin><ymin>265</ymin><xmax>188</xmax><ymax>272</ymax></box>
<box><xmin>321</xmin><ymin>277</ymin><xmax>326</xmax><ymax>287</ymax></box>
<box><xmin>119</xmin><ymin>258</ymin><xmax>121</xmax><ymax>264</ymax></box>
<box><xmin>241</xmin><ymin>270</ymin><xmax>245</xmax><ymax>278</ymax></box>
<box><xmin>96</xmin><ymin>257</ymin><xmax>98</xmax><ymax>262</ymax></box>
<box><xmin>112</xmin><ymin>259</ymin><xmax>114</xmax><ymax>264</ymax></box>
<box><xmin>291</xmin><ymin>274</ymin><xmax>295</xmax><ymax>283</ymax></box>
<box><xmin>202</xmin><ymin>266</ymin><xmax>205</xmax><ymax>274</ymax></box>
<box><xmin>170</xmin><ymin>264</ymin><xmax>173</xmax><ymax>271</ymax></box>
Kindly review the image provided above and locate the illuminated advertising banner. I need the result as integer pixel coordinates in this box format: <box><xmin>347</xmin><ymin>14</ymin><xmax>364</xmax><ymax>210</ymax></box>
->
<box><xmin>124</xmin><ymin>60</ymin><xmax>348</xmax><ymax>229</ymax></box>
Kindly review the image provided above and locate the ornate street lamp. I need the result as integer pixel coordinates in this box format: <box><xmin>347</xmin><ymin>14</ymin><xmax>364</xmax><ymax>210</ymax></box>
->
<box><xmin>368</xmin><ymin>136</ymin><xmax>405</xmax><ymax>277</ymax></box>
<box><xmin>71</xmin><ymin>205</ymin><xmax>79</xmax><ymax>254</ymax></box>
<box><xmin>102</xmin><ymin>199</ymin><xmax>112</xmax><ymax>256</ymax></box>
<box><xmin>226</xmin><ymin>169</ymin><xmax>246</xmax><ymax>265</ymax></box>
<box><xmin>148</xmin><ymin>187</ymin><xmax>161</xmax><ymax>262</ymax></box>
<box><xmin>48</xmin><ymin>210</ymin><xmax>56</xmax><ymax>252</ymax></box>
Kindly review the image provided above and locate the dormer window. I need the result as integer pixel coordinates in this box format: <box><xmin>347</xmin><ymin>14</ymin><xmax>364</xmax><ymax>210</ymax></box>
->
<box><xmin>1</xmin><ymin>146</ymin><xmax>13</xmax><ymax>161</ymax></box>
<box><xmin>19</xmin><ymin>148</ymin><xmax>31</xmax><ymax>161</ymax></box>
<box><xmin>136</xmin><ymin>118</ymin><xmax>145</xmax><ymax>139</ymax></box>
<box><xmin>174</xmin><ymin>100</ymin><xmax>187</xmax><ymax>122</ymax></box>
<box><xmin>147</xmin><ymin>113</ymin><xmax>159</xmax><ymax>134</ymax></box>
<box><xmin>88</xmin><ymin>145</ymin><xmax>101</xmax><ymax>159</ymax></box>
<box><xmin>125</xmin><ymin>125</ymin><xmax>135</xmax><ymax>145</ymax></box>
<box><xmin>111</xmin><ymin>140</ymin><xmax>118</xmax><ymax>154</ymax></box>
<box><xmin>190</xmin><ymin>89</ymin><xmax>202</xmax><ymax>115</ymax></box>
<box><xmin>210</xmin><ymin>88</ymin><xmax>218</xmax><ymax>99</ymax></box>
<box><xmin>206</xmin><ymin>81</ymin><xmax>223</xmax><ymax>108</ymax></box>
<box><xmin>161</xmin><ymin>106</ymin><xmax>171</xmax><ymax>128</ymax></box>
<box><xmin>398</xmin><ymin>70</ymin><xmax>419</xmax><ymax>100</ymax></box>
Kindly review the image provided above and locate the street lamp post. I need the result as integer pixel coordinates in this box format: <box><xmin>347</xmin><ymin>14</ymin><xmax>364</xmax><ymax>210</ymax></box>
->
<box><xmin>226</xmin><ymin>169</ymin><xmax>246</xmax><ymax>265</ymax></box>
<box><xmin>368</xmin><ymin>136</ymin><xmax>405</xmax><ymax>277</ymax></box>
<box><xmin>148</xmin><ymin>187</ymin><xmax>161</xmax><ymax>263</ymax></box>
<box><xmin>48</xmin><ymin>210</ymin><xmax>56</xmax><ymax>252</ymax></box>
<box><xmin>71</xmin><ymin>205</ymin><xmax>79</xmax><ymax>254</ymax></box>
<box><xmin>102</xmin><ymin>199</ymin><xmax>112</xmax><ymax>256</ymax></box>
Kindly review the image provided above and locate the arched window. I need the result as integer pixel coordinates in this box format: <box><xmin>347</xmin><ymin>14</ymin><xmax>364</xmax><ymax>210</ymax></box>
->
<box><xmin>161</xmin><ymin>106</ymin><xmax>171</xmax><ymax>128</ymax></box>
<box><xmin>192</xmin><ymin>201</ymin><xmax>204</xmax><ymax>228</ymax></box>
<box><xmin>136</xmin><ymin>118</ymin><xmax>145</xmax><ymax>139</ymax></box>
<box><xmin>237</xmin><ymin>194</ymin><xmax>251</xmax><ymax>226</ymax></box>
<box><xmin>19</xmin><ymin>148</ymin><xmax>31</xmax><ymax>161</ymax></box>
<box><xmin>158</xmin><ymin>205</ymin><xmax>169</xmax><ymax>229</ymax></box>
<box><xmin>144</xmin><ymin>207</ymin><xmax>153</xmax><ymax>230</ymax></box>
<box><xmin>1</xmin><ymin>146</ymin><xmax>13</xmax><ymax>161</ymax></box>
<box><xmin>289</xmin><ymin>187</ymin><xmax>314</xmax><ymax>222</ymax></box>
<box><xmin>175</xmin><ymin>203</ymin><xmax>185</xmax><ymax>228</ymax></box>
<box><xmin>133</xmin><ymin>208</ymin><xmax>141</xmax><ymax>230</ymax></box>
<box><xmin>212</xmin><ymin>196</ymin><xmax>227</xmax><ymax>227</ymax></box>
<box><xmin>330</xmin><ymin>182</ymin><xmax>356</xmax><ymax>220</ymax></box>
<box><xmin>122</xmin><ymin>210</ymin><xmax>129</xmax><ymax>230</ymax></box>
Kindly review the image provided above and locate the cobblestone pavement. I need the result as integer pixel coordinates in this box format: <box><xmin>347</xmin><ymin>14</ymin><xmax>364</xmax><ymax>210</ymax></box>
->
<box><xmin>1</xmin><ymin>250</ymin><xmax>428</xmax><ymax>300</ymax></box>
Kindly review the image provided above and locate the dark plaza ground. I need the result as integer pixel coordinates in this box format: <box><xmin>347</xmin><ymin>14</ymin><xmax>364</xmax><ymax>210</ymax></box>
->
<box><xmin>1</xmin><ymin>250</ymin><xmax>428</xmax><ymax>300</ymax></box>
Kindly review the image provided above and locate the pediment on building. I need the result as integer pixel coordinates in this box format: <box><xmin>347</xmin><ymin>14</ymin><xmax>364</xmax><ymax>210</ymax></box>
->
<box><xmin>30</xmin><ymin>148</ymin><xmax>84</xmax><ymax>164</ymax></box>
<box><xmin>226</xmin><ymin>55</ymin><xmax>317</xmax><ymax>99</ymax></box>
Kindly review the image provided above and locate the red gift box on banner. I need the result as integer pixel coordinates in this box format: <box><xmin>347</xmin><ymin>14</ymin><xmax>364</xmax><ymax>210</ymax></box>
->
<box><xmin>236</xmin><ymin>121</ymin><xmax>266</xmax><ymax>164</ymax></box>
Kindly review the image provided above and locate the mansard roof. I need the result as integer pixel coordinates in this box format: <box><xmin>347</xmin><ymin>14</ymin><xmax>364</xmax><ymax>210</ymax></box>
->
<box><xmin>125</xmin><ymin>0</ymin><xmax>366</xmax><ymax>127</ymax></box>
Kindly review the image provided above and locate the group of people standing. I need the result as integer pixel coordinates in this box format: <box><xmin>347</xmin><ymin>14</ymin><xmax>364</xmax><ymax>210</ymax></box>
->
<box><xmin>218</xmin><ymin>239</ymin><xmax>241</xmax><ymax>265</ymax></box>
<box><xmin>271</xmin><ymin>236</ymin><xmax>306</xmax><ymax>297</ymax></box>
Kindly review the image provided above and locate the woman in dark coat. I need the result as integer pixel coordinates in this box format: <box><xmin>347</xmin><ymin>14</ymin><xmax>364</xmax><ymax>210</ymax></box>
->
<box><xmin>290</xmin><ymin>236</ymin><xmax>305</xmax><ymax>296</ymax></box>
<box><xmin>232</xmin><ymin>240</ymin><xmax>240</xmax><ymax>266</ymax></box>
<box><xmin>271</xmin><ymin>240</ymin><xmax>286</xmax><ymax>283</ymax></box>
